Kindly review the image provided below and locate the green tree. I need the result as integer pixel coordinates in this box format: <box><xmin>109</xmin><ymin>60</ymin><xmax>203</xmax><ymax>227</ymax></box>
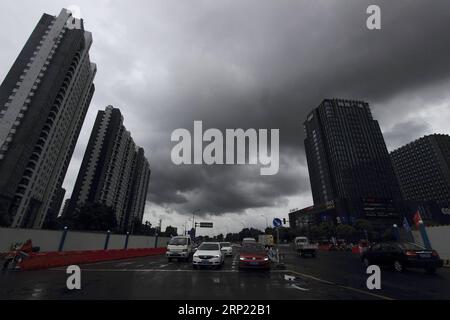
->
<box><xmin>225</xmin><ymin>233</ymin><xmax>240</xmax><ymax>242</ymax></box>
<box><xmin>129</xmin><ymin>219</ymin><xmax>157</xmax><ymax>236</ymax></box>
<box><xmin>336</xmin><ymin>224</ymin><xmax>356</xmax><ymax>241</ymax></box>
<box><xmin>382</xmin><ymin>226</ymin><xmax>398</xmax><ymax>241</ymax></box>
<box><xmin>317</xmin><ymin>222</ymin><xmax>336</xmax><ymax>239</ymax></box>
<box><xmin>239</xmin><ymin>228</ymin><xmax>263</xmax><ymax>241</ymax></box>
<box><xmin>67</xmin><ymin>202</ymin><xmax>118</xmax><ymax>232</ymax></box>
<box><xmin>308</xmin><ymin>225</ymin><xmax>320</xmax><ymax>240</ymax></box>
<box><xmin>354</xmin><ymin>219</ymin><xmax>374</xmax><ymax>232</ymax></box>
<box><xmin>165</xmin><ymin>225</ymin><xmax>178</xmax><ymax>237</ymax></box>
<box><xmin>277</xmin><ymin>227</ymin><xmax>296</xmax><ymax>243</ymax></box>
<box><xmin>264</xmin><ymin>227</ymin><xmax>275</xmax><ymax>236</ymax></box>
<box><xmin>354</xmin><ymin>219</ymin><xmax>376</xmax><ymax>240</ymax></box>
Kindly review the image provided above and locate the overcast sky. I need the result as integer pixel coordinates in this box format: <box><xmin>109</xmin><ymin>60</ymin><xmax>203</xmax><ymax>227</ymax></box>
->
<box><xmin>1</xmin><ymin>1</ymin><xmax>450</xmax><ymax>235</ymax></box>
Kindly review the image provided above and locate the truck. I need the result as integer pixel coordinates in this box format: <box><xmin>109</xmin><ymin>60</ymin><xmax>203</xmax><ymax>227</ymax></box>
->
<box><xmin>166</xmin><ymin>236</ymin><xmax>194</xmax><ymax>262</ymax></box>
<box><xmin>258</xmin><ymin>234</ymin><xmax>274</xmax><ymax>247</ymax></box>
<box><xmin>294</xmin><ymin>237</ymin><xmax>318</xmax><ymax>258</ymax></box>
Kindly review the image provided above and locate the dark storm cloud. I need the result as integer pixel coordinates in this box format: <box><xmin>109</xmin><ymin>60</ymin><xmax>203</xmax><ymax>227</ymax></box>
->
<box><xmin>384</xmin><ymin>120</ymin><xmax>431</xmax><ymax>152</ymax></box>
<box><xmin>98</xmin><ymin>0</ymin><xmax>450</xmax><ymax>216</ymax></box>
<box><xmin>2</xmin><ymin>0</ymin><xmax>450</xmax><ymax>220</ymax></box>
<box><xmin>148</xmin><ymin>147</ymin><xmax>310</xmax><ymax>215</ymax></box>
<box><xmin>101</xmin><ymin>0</ymin><xmax>450</xmax><ymax>134</ymax></box>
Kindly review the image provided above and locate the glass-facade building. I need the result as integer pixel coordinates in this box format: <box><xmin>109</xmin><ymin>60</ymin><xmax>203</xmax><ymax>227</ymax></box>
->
<box><xmin>298</xmin><ymin>99</ymin><xmax>403</xmax><ymax>229</ymax></box>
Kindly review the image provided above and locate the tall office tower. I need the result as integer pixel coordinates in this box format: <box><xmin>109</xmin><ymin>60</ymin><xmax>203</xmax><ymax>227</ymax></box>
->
<box><xmin>66</xmin><ymin>106</ymin><xmax>151</xmax><ymax>233</ymax></box>
<box><xmin>0</xmin><ymin>9</ymin><xmax>96</xmax><ymax>228</ymax></box>
<box><xmin>303</xmin><ymin>99</ymin><xmax>402</xmax><ymax>225</ymax></box>
<box><xmin>391</xmin><ymin>134</ymin><xmax>450</xmax><ymax>206</ymax></box>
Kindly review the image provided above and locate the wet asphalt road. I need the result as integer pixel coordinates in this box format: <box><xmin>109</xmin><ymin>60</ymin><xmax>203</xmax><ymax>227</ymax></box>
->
<box><xmin>1</xmin><ymin>245</ymin><xmax>449</xmax><ymax>300</ymax></box>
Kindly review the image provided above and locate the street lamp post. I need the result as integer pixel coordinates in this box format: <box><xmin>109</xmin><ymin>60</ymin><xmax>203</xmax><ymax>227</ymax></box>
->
<box><xmin>192</xmin><ymin>209</ymin><xmax>200</xmax><ymax>238</ymax></box>
<box><xmin>184</xmin><ymin>220</ymin><xmax>190</xmax><ymax>236</ymax></box>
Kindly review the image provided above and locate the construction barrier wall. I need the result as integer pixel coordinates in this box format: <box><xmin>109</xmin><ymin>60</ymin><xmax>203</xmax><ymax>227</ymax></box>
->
<box><xmin>0</xmin><ymin>227</ymin><xmax>170</xmax><ymax>253</ymax></box>
<box><xmin>413</xmin><ymin>225</ymin><xmax>450</xmax><ymax>263</ymax></box>
<box><xmin>18</xmin><ymin>248</ymin><xmax>167</xmax><ymax>271</ymax></box>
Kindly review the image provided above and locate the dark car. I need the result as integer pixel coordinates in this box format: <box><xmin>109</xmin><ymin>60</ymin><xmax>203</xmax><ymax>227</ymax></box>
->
<box><xmin>361</xmin><ymin>242</ymin><xmax>443</xmax><ymax>274</ymax></box>
<box><xmin>239</xmin><ymin>244</ymin><xmax>270</xmax><ymax>270</ymax></box>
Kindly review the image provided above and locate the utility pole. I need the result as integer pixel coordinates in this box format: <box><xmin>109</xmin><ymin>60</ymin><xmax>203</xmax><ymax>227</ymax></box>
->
<box><xmin>192</xmin><ymin>209</ymin><xmax>200</xmax><ymax>229</ymax></box>
<box><xmin>192</xmin><ymin>209</ymin><xmax>200</xmax><ymax>239</ymax></box>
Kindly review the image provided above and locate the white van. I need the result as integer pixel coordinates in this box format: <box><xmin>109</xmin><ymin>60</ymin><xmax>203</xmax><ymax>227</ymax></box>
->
<box><xmin>166</xmin><ymin>236</ymin><xmax>194</xmax><ymax>262</ymax></box>
<box><xmin>242</xmin><ymin>238</ymin><xmax>257</xmax><ymax>245</ymax></box>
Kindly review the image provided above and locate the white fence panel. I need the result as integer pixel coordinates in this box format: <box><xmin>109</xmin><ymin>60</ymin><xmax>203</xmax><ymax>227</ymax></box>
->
<box><xmin>413</xmin><ymin>225</ymin><xmax>450</xmax><ymax>260</ymax></box>
<box><xmin>0</xmin><ymin>227</ymin><xmax>170</xmax><ymax>253</ymax></box>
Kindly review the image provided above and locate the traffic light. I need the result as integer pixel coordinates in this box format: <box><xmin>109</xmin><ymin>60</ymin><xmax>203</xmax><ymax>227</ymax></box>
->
<box><xmin>283</xmin><ymin>218</ymin><xmax>287</xmax><ymax>225</ymax></box>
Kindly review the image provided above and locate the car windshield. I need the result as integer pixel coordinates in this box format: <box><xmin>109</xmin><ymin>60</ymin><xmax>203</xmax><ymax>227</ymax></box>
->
<box><xmin>241</xmin><ymin>245</ymin><xmax>266</xmax><ymax>253</ymax></box>
<box><xmin>169</xmin><ymin>238</ymin><xmax>188</xmax><ymax>245</ymax></box>
<box><xmin>396</xmin><ymin>242</ymin><xmax>426</xmax><ymax>251</ymax></box>
<box><xmin>198</xmin><ymin>243</ymin><xmax>219</xmax><ymax>251</ymax></box>
<box><xmin>220</xmin><ymin>242</ymin><xmax>231</xmax><ymax>248</ymax></box>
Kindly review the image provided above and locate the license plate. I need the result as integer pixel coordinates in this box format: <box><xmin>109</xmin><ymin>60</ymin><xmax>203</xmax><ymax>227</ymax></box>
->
<box><xmin>249</xmin><ymin>262</ymin><xmax>259</xmax><ymax>266</ymax></box>
<box><xmin>419</xmin><ymin>253</ymin><xmax>431</xmax><ymax>258</ymax></box>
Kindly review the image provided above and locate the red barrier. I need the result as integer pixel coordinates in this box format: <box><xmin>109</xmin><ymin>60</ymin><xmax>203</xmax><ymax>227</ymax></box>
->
<box><xmin>318</xmin><ymin>244</ymin><xmax>332</xmax><ymax>251</ymax></box>
<box><xmin>351</xmin><ymin>246</ymin><xmax>361</xmax><ymax>254</ymax></box>
<box><xmin>19</xmin><ymin>248</ymin><xmax>167</xmax><ymax>271</ymax></box>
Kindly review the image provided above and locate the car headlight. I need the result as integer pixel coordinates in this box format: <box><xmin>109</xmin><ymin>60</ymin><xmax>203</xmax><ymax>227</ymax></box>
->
<box><xmin>240</xmin><ymin>257</ymin><xmax>245</xmax><ymax>261</ymax></box>
<box><xmin>193</xmin><ymin>255</ymin><xmax>199</xmax><ymax>258</ymax></box>
<box><xmin>264</xmin><ymin>257</ymin><xmax>269</xmax><ymax>261</ymax></box>
<box><xmin>214</xmin><ymin>255</ymin><xmax>220</xmax><ymax>258</ymax></box>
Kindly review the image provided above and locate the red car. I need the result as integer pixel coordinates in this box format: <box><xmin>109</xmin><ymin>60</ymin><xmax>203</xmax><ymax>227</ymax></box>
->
<box><xmin>238</xmin><ymin>244</ymin><xmax>271</xmax><ymax>270</ymax></box>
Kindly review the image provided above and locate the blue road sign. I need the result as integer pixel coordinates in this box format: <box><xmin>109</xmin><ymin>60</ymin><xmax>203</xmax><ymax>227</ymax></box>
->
<box><xmin>273</xmin><ymin>218</ymin><xmax>282</xmax><ymax>228</ymax></box>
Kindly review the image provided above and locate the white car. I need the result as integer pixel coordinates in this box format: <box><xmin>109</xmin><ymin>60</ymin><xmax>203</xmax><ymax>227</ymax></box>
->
<box><xmin>220</xmin><ymin>242</ymin><xmax>233</xmax><ymax>257</ymax></box>
<box><xmin>192</xmin><ymin>242</ymin><xmax>225</xmax><ymax>269</ymax></box>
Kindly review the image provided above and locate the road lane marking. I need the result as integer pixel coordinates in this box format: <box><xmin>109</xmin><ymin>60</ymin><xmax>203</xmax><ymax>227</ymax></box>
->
<box><xmin>61</xmin><ymin>258</ymin><xmax>163</xmax><ymax>269</ymax></box>
<box><xmin>52</xmin><ymin>268</ymin><xmax>243</xmax><ymax>273</ymax></box>
<box><xmin>286</xmin><ymin>270</ymin><xmax>333</xmax><ymax>285</ymax></box>
<box><xmin>284</xmin><ymin>274</ymin><xmax>310</xmax><ymax>292</ymax></box>
<box><xmin>51</xmin><ymin>268</ymin><xmax>291</xmax><ymax>274</ymax></box>
<box><xmin>31</xmin><ymin>288</ymin><xmax>44</xmax><ymax>298</ymax></box>
<box><xmin>286</xmin><ymin>269</ymin><xmax>394</xmax><ymax>300</ymax></box>
<box><xmin>291</xmin><ymin>284</ymin><xmax>310</xmax><ymax>291</ymax></box>
<box><xmin>115</xmin><ymin>262</ymin><xmax>135</xmax><ymax>267</ymax></box>
<box><xmin>284</xmin><ymin>275</ymin><xmax>296</xmax><ymax>281</ymax></box>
